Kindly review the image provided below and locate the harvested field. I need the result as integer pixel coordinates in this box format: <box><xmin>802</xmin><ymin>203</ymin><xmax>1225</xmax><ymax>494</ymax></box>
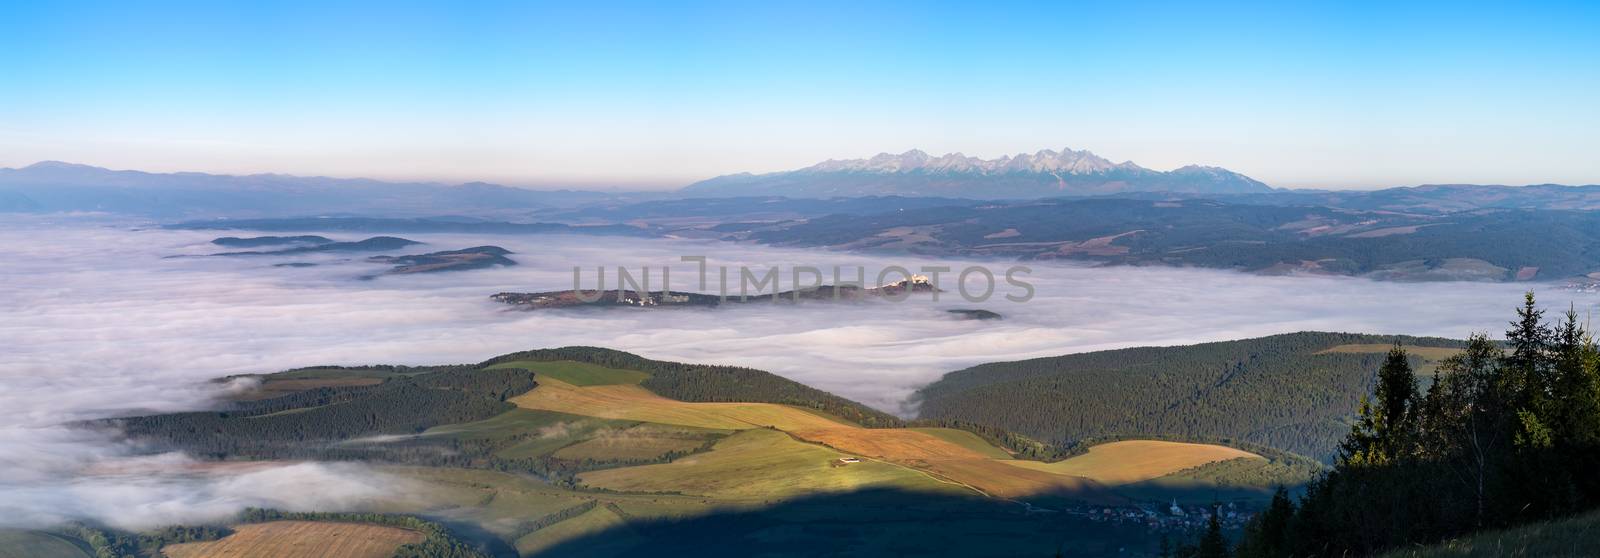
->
<box><xmin>1004</xmin><ymin>440</ymin><xmax>1261</xmax><ymax>485</ymax></box>
<box><xmin>578</xmin><ymin>429</ymin><xmax>955</xmax><ymax>499</ymax></box>
<box><xmin>160</xmin><ymin>521</ymin><xmax>423</xmax><ymax>558</ymax></box>
<box><xmin>510</xmin><ymin>378</ymin><xmax>843</xmax><ymax>431</ymax></box>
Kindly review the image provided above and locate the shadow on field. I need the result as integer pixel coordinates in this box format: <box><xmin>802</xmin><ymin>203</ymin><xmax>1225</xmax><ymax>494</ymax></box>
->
<box><xmin>534</xmin><ymin>488</ymin><xmax>1164</xmax><ymax>558</ymax></box>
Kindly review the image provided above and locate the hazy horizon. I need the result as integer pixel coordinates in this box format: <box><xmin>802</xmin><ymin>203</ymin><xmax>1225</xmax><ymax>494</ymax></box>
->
<box><xmin>7</xmin><ymin>153</ymin><xmax>1600</xmax><ymax>193</ymax></box>
<box><xmin>4</xmin><ymin>1</ymin><xmax>1598</xmax><ymax>190</ymax></box>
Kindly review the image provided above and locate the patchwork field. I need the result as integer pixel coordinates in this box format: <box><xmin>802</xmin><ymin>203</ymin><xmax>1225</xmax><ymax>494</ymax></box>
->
<box><xmin>179</xmin><ymin>356</ymin><xmax>1306</xmax><ymax>556</ymax></box>
<box><xmin>579</xmin><ymin>429</ymin><xmax>959</xmax><ymax>499</ymax></box>
<box><xmin>1004</xmin><ymin>440</ymin><xmax>1262</xmax><ymax>485</ymax></box>
<box><xmin>518</xmin><ymin>374</ymin><xmax>1158</xmax><ymax>498</ymax></box>
<box><xmin>510</xmin><ymin>378</ymin><xmax>845</xmax><ymax>431</ymax></box>
<box><xmin>160</xmin><ymin>521</ymin><xmax>424</xmax><ymax>558</ymax></box>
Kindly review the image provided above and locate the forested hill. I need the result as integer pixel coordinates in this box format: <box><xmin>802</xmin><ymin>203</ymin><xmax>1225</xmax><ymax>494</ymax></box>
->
<box><xmin>914</xmin><ymin>332</ymin><xmax>1468</xmax><ymax>461</ymax></box>
<box><xmin>481</xmin><ymin>347</ymin><xmax>904</xmax><ymax>428</ymax></box>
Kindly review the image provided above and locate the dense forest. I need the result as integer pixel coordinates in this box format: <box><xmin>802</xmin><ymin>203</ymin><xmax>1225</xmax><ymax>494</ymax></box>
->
<box><xmin>916</xmin><ymin>332</ymin><xmax>1469</xmax><ymax>461</ymax></box>
<box><xmin>52</xmin><ymin>522</ymin><xmax>231</xmax><ymax>558</ymax></box>
<box><xmin>480</xmin><ymin>346</ymin><xmax>905</xmax><ymax>427</ymax></box>
<box><xmin>1230</xmin><ymin>294</ymin><xmax>1600</xmax><ymax>557</ymax></box>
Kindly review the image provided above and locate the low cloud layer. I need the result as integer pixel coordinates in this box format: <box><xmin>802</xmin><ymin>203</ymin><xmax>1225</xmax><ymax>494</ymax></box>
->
<box><xmin>1</xmin><ymin>215</ymin><xmax>1592</xmax><ymax>529</ymax></box>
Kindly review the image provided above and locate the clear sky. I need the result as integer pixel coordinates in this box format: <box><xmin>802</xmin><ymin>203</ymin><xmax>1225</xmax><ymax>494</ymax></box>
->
<box><xmin>2</xmin><ymin>0</ymin><xmax>1597</xmax><ymax>189</ymax></box>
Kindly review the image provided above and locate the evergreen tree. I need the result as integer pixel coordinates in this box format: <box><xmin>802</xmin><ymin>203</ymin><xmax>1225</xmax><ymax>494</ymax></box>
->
<box><xmin>1339</xmin><ymin>346</ymin><xmax>1419</xmax><ymax>467</ymax></box>
<box><xmin>1234</xmin><ymin>487</ymin><xmax>1293</xmax><ymax>558</ymax></box>
<box><xmin>1504</xmin><ymin>292</ymin><xmax>1554</xmax><ymax>446</ymax></box>
<box><xmin>1197</xmin><ymin>504</ymin><xmax>1230</xmax><ymax>558</ymax></box>
<box><xmin>1375</xmin><ymin>345</ymin><xmax>1419</xmax><ymax>455</ymax></box>
<box><xmin>1551</xmin><ymin>309</ymin><xmax>1600</xmax><ymax>503</ymax></box>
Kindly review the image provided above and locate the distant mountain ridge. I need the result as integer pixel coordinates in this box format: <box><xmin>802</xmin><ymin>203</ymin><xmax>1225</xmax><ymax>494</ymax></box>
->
<box><xmin>0</xmin><ymin>161</ymin><xmax>648</xmax><ymax>217</ymax></box>
<box><xmin>683</xmin><ymin>148</ymin><xmax>1273</xmax><ymax>198</ymax></box>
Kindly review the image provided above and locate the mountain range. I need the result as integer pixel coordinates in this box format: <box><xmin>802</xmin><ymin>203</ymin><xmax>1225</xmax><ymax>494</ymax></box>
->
<box><xmin>0</xmin><ymin>161</ymin><xmax>642</xmax><ymax>218</ymax></box>
<box><xmin>5</xmin><ymin>154</ymin><xmax>1600</xmax><ymax>218</ymax></box>
<box><xmin>683</xmin><ymin>148</ymin><xmax>1274</xmax><ymax>198</ymax></box>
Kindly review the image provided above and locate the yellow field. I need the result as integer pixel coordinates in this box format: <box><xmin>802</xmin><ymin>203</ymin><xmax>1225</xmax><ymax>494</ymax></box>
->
<box><xmin>1004</xmin><ymin>440</ymin><xmax>1261</xmax><ymax>485</ymax></box>
<box><xmin>1316</xmin><ymin>344</ymin><xmax>1462</xmax><ymax>360</ymax></box>
<box><xmin>510</xmin><ymin>378</ymin><xmax>846</xmax><ymax>431</ymax></box>
<box><xmin>790</xmin><ymin>427</ymin><xmax>1114</xmax><ymax>499</ymax></box>
<box><xmin>160</xmin><ymin>521</ymin><xmax>423</xmax><ymax>558</ymax></box>
<box><xmin>579</xmin><ymin>429</ymin><xmax>959</xmax><ymax>499</ymax></box>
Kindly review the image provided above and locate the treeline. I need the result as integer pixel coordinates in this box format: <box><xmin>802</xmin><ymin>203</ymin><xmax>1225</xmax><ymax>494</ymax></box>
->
<box><xmin>116</xmin><ymin>368</ymin><xmax>535</xmax><ymax>459</ymax></box>
<box><xmin>1235</xmin><ymin>294</ymin><xmax>1600</xmax><ymax>556</ymax></box>
<box><xmin>508</xmin><ymin>501</ymin><xmax>599</xmax><ymax>540</ymax></box>
<box><xmin>239</xmin><ymin>508</ymin><xmax>489</xmax><ymax>558</ymax></box>
<box><xmin>905</xmin><ymin>418</ymin><xmax>1066</xmax><ymax>460</ymax></box>
<box><xmin>915</xmin><ymin>332</ymin><xmax>1468</xmax><ymax>461</ymax></box>
<box><xmin>481</xmin><ymin>346</ymin><xmax>904</xmax><ymax>427</ymax></box>
<box><xmin>53</xmin><ymin>523</ymin><xmax>231</xmax><ymax>558</ymax></box>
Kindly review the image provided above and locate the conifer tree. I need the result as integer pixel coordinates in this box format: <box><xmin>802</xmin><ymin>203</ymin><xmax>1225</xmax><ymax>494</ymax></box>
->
<box><xmin>1197</xmin><ymin>504</ymin><xmax>1230</xmax><ymax>558</ymax></box>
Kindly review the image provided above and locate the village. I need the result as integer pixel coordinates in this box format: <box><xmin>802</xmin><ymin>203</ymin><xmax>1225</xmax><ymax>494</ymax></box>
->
<box><xmin>1052</xmin><ymin>500</ymin><xmax>1257</xmax><ymax>535</ymax></box>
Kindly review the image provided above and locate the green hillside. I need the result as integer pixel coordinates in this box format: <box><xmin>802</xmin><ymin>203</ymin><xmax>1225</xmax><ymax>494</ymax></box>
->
<box><xmin>915</xmin><ymin>332</ymin><xmax>1468</xmax><ymax>461</ymax></box>
<box><xmin>1377</xmin><ymin>508</ymin><xmax>1600</xmax><ymax>557</ymax></box>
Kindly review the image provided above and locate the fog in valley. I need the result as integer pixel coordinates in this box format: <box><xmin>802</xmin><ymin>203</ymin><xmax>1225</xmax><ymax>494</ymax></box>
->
<box><xmin>2</xmin><ymin>215</ymin><xmax>1591</xmax><ymax>529</ymax></box>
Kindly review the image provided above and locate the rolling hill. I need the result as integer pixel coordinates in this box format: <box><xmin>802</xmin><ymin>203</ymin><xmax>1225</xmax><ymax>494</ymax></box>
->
<box><xmin>94</xmin><ymin>346</ymin><xmax>1310</xmax><ymax>557</ymax></box>
<box><xmin>914</xmin><ymin>332</ymin><xmax>1470</xmax><ymax>461</ymax></box>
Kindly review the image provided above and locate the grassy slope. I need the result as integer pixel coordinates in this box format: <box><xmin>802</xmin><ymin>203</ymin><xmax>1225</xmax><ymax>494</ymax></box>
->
<box><xmin>513</xmin><ymin>506</ymin><xmax>632</xmax><ymax>558</ymax></box>
<box><xmin>551</xmin><ymin>423</ymin><xmax>722</xmax><ymax>461</ymax></box>
<box><xmin>0</xmin><ymin>530</ymin><xmax>91</xmax><ymax>558</ymax></box>
<box><xmin>1380</xmin><ymin>509</ymin><xmax>1600</xmax><ymax>558</ymax></box>
<box><xmin>907</xmin><ymin>427</ymin><xmax>1014</xmax><ymax>459</ymax></box>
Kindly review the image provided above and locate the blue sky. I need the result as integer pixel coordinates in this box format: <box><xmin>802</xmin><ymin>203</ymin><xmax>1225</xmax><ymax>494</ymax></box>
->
<box><xmin>1</xmin><ymin>0</ymin><xmax>1597</xmax><ymax>189</ymax></box>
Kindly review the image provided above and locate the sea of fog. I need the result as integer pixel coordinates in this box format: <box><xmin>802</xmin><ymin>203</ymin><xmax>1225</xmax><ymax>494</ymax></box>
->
<box><xmin>1</xmin><ymin>215</ymin><xmax>1593</xmax><ymax>528</ymax></box>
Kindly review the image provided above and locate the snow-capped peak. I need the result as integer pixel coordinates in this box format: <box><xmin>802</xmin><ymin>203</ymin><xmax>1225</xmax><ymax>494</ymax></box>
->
<box><xmin>799</xmin><ymin>148</ymin><xmax>1147</xmax><ymax>175</ymax></box>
